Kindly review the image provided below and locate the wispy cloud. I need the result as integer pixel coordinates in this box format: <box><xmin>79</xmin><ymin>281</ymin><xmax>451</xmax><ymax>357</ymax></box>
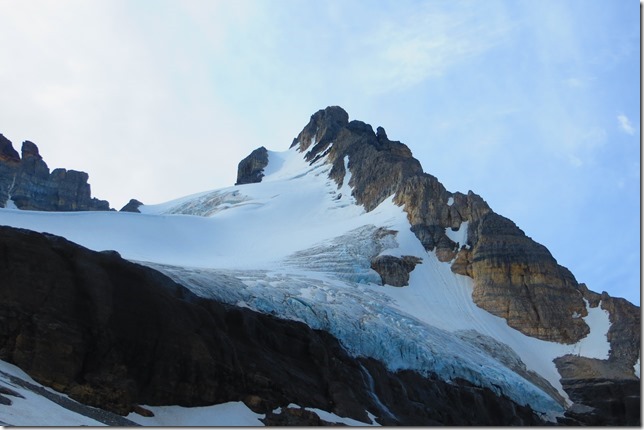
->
<box><xmin>343</xmin><ymin>2</ymin><xmax>513</xmax><ymax>94</ymax></box>
<box><xmin>564</xmin><ymin>76</ymin><xmax>595</xmax><ymax>88</ymax></box>
<box><xmin>617</xmin><ymin>114</ymin><xmax>635</xmax><ymax>135</ymax></box>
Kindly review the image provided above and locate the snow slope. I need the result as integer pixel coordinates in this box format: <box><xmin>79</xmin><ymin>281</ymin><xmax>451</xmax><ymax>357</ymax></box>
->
<box><xmin>0</xmin><ymin>360</ymin><xmax>107</xmax><ymax>426</ymax></box>
<box><xmin>0</xmin><ymin>146</ymin><xmax>614</xmax><ymax>422</ymax></box>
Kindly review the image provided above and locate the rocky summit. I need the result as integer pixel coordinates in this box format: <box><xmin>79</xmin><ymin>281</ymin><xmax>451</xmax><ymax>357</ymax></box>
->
<box><xmin>0</xmin><ymin>134</ymin><xmax>110</xmax><ymax>211</ymax></box>
<box><xmin>0</xmin><ymin>106</ymin><xmax>639</xmax><ymax>426</ymax></box>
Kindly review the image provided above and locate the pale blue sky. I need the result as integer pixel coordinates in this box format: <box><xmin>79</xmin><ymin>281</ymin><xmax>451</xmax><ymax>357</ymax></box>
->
<box><xmin>0</xmin><ymin>0</ymin><xmax>640</xmax><ymax>304</ymax></box>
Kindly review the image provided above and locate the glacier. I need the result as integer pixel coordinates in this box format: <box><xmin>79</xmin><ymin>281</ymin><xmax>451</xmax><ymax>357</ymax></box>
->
<box><xmin>0</xmin><ymin>144</ymin><xmax>615</xmax><ymax>421</ymax></box>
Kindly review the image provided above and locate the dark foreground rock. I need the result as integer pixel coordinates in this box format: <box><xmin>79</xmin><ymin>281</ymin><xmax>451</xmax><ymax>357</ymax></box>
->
<box><xmin>0</xmin><ymin>134</ymin><xmax>110</xmax><ymax>211</ymax></box>
<box><xmin>0</xmin><ymin>225</ymin><xmax>547</xmax><ymax>425</ymax></box>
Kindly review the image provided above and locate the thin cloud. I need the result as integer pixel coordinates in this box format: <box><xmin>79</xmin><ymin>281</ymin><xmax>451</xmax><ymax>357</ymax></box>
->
<box><xmin>617</xmin><ymin>114</ymin><xmax>635</xmax><ymax>135</ymax></box>
<box><xmin>347</xmin><ymin>3</ymin><xmax>512</xmax><ymax>94</ymax></box>
<box><xmin>564</xmin><ymin>76</ymin><xmax>595</xmax><ymax>88</ymax></box>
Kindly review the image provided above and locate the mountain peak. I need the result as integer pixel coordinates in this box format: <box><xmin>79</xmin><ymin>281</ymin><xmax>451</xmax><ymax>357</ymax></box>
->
<box><xmin>234</xmin><ymin>107</ymin><xmax>640</xmax><ymax>352</ymax></box>
<box><xmin>21</xmin><ymin>140</ymin><xmax>42</xmax><ymax>160</ymax></box>
<box><xmin>0</xmin><ymin>134</ymin><xmax>20</xmax><ymax>163</ymax></box>
<box><xmin>290</xmin><ymin>105</ymin><xmax>349</xmax><ymax>153</ymax></box>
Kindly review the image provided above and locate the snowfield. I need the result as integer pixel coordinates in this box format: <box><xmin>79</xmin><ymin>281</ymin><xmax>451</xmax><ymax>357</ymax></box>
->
<box><xmin>0</xmin><ymin>146</ymin><xmax>615</xmax><ymax>424</ymax></box>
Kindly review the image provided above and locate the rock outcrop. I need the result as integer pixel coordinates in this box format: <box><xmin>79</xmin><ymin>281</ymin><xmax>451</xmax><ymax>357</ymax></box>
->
<box><xmin>235</xmin><ymin>146</ymin><xmax>269</xmax><ymax>185</ymax></box>
<box><xmin>0</xmin><ymin>134</ymin><xmax>110</xmax><ymax>211</ymax></box>
<box><xmin>0</xmin><ymin>225</ymin><xmax>547</xmax><ymax>425</ymax></box>
<box><xmin>120</xmin><ymin>199</ymin><xmax>143</xmax><ymax>213</ymax></box>
<box><xmin>370</xmin><ymin>255</ymin><xmax>422</xmax><ymax>287</ymax></box>
<box><xmin>554</xmin><ymin>355</ymin><xmax>640</xmax><ymax>425</ymax></box>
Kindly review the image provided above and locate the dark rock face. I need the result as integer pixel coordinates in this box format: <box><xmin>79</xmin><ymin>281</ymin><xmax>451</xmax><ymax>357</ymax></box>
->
<box><xmin>554</xmin><ymin>355</ymin><xmax>640</xmax><ymax>425</ymax></box>
<box><xmin>290</xmin><ymin>105</ymin><xmax>349</xmax><ymax>155</ymax></box>
<box><xmin>0</xmin><ymin>134</ymin><xmax>20</xmax><ymax>163</ymax></box>
<box><xmin>0</xmin><ymin>225</ymin><xmax>547</xmax><ymax>425</ymax></box>
<box><xmin>370</xmin><ymin>255</ymin><xmax>422</xmax><ymax>287</ymax></box>
<box><xmin>120</xmin><ymin>199</ymin><xmax>143</xmax><ymax>213</ymax></box>
<box><xmin>553</xmin><ymin>287</ymin><xmax>641</xmax><ymax>425</ymax></box>
<box><xmin>235</xmin><ymin>146</ymin><xmax>269</xmax><ymax>185</ymax></box>
<box><xmin>0</xmin><ymin>136</ymin><xmax>110</xmax><ymax>211</ymax></box>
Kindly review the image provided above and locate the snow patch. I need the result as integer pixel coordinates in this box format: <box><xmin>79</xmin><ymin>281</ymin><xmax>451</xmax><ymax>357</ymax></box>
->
<box><xmin>4</xmin><ymin>198</ymin><xmax>17</xmax><ymax>209</ymax></box>
<box><xmin>0</xmin><ymin>360</ymin><xmax>106</xmax><ymax>426</ymax></box>
<box><xmin>569</xmin><ymin>300</ymin><xmax>611</xmax><ymax>360</ymax></box>
<box><xmin>126</xmin><ymin>402</ymin><xmax>265</xmax><ymax>426</ymax></box>
<box><xmin>305</xmin><ymin>407</ymin><xmax>379</xmax><ymax>426</ymax></box>
<box><xmin>334</xmin><ymin>155</ymin><xmax>357</xmax><ymax>207</ymax></box>
<box><xmin>447</xmin><ymin>196</ymin><xmax>454</xmax><ymax>206</ymax></box>
<box><xmin>283</xmin><ymin>404</ymin><xmax>378</xmax><ymax>426</ymax></box>
<box><xmin>445</xmin><ymin>221</ymin><xmax>468</xmax><ymax>248</ymax></box>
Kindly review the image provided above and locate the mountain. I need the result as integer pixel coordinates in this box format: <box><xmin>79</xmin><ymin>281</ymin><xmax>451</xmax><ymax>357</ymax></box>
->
<box><xmin>0</xmin><ymin>107</ymin><xmax>639</xmax><ymax>426</ymax></box>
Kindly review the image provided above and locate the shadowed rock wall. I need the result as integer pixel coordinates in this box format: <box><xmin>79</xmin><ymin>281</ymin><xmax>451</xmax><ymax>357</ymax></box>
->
<box><xmin>0</xmin><ymin>225</ymin><xmax>546</xmax><ymax>425</ymax></box>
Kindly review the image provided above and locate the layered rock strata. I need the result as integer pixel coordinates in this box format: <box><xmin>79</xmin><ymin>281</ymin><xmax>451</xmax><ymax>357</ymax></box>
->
<box><xmin>0</xmin><ymin>134</ymin><xmax>110</xmax><ymax>211</ymax></box>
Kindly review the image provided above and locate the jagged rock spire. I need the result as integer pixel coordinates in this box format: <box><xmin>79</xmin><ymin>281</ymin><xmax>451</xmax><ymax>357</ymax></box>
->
<box><xmin>0</xmin><ymin>134</ymin><xmax>110</xmax><ymax>211</ymax></box>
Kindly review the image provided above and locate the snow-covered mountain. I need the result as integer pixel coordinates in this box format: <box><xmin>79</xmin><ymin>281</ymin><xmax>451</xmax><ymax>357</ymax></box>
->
<box><xmin>0</xmin><ymin>107</ymin><xmax>639</xmax><ymax>426</ymax></box>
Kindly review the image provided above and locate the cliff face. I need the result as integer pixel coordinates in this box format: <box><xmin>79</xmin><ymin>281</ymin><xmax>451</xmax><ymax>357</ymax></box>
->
<box><xmin>0</xmin><ymin>134</ymin><xmax>110</xmax><ymax>211</ymax></box>
<box><xmin>0</xmin><ymin>225</ymin><xmax>546</xmax><ymax>426</ymax></box>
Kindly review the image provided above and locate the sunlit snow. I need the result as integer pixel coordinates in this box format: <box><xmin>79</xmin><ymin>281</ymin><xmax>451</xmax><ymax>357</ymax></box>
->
<box><xmin>0</xmin><ymin>361</ymin><xmax>106</xmax><ymax>426</ymax></box>
<box><xmin>444</xmin><ymin>221</ymin><xmax>468</xmax><ymax>249</ymax></box>
<box><xmin>635</xmin><ymin>357</ymin><xmax>641</xmax><ymax>379</ymax></box>
<box><xmin>126</xmin><ymin>402</ymin><xmax>265</xmax><ymax>426</ymax></box>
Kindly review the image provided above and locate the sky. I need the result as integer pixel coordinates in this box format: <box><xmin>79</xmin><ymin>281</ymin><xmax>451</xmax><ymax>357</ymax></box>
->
<box><xmin>0</xmin><ymin>0</ymin><xmax>640</xmax><ymax>305</ymax></box>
